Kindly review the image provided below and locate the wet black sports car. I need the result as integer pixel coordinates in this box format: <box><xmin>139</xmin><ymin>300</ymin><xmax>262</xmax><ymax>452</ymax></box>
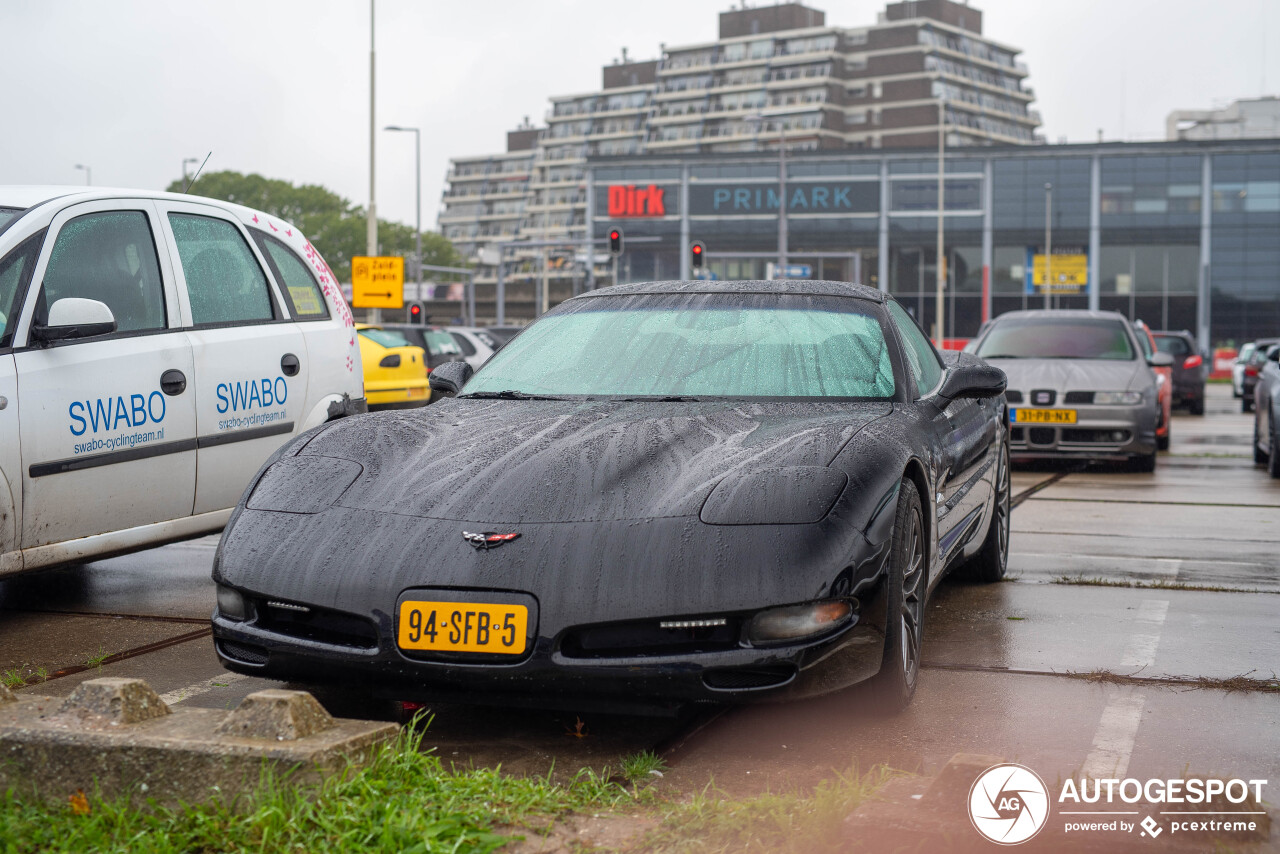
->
<box><xmin>212</xmin><ymin>280</ymin><xmax>1008</xmax><ymax>713</ymax></box>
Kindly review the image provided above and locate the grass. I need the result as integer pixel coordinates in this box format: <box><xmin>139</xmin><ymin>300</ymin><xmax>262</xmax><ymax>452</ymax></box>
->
<box><xmin>1066</xmin><ymin>668</ymin><xmax>1280</xmax><ymax>695</ymax></box>
<box><xmin>2</xmin><ymin>669</ymin><xmax>25</xmax><ymax>690</ymax></box>
<box><xmin>1051</xmin><ymin>574</ymin><xmax>1278</xmax><ymax>595</ymax></box>
<box><xmin>85</xmin><ymin>647</ymin><xmax>111</xmax><ymax>669</ymax></box>
<box><xmin>642</xmin><ymin>765</ymin><xmax>901</xmax><ymax>854</ymax></box>
<box><xmin>0</xmin><ymin>720</ymin><xmax>660</xmax><ymax>854</ymax></box>
<box><xmin>621</xmin><ymin>750</ymin><xmax>668</xmax><ymax>785</ymax></box>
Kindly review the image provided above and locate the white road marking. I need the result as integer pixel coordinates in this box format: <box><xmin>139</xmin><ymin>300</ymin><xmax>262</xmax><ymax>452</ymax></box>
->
<box><xmin>1081</xmin><ymin>690</ymin><xmax>1147</xmax><ymax>780</ymax></box>
<box><xmin>1119</xmin><ymin>600</ymin><xmax>1170</xmax><ymax>669</ymax></box>
<box><xmin>159</xmin><ymin>673</ymin><xmax>250</xmax><ymax>706</ymax></box>
<box><xmin>1081</xmin><ymin>599</ymin><xmax>1169</xmax><ymax>780</ymax></box>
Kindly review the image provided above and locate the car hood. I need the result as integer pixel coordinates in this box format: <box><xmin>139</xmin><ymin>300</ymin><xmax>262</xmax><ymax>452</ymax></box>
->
<box><xmin>295</xmin><ymin>399</ymin><xmax>891</xmax><ymax>524</ymax></box>
<box><xmin>988</xmin><ymin>358</ymin><xmax>1148</xmax><ymax>394</ymax></box>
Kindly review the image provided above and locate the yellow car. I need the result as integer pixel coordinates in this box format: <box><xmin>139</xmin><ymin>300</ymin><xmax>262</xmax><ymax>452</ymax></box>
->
<box><xmin>355</xmin><ymin>324</ymin><xmax>431</xmax><ymax>408</ymax></box>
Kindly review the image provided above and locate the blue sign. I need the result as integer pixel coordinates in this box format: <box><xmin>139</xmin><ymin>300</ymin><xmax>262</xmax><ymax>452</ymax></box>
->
<box><xmin>779</xmin><ymin>264</ymin><xmax>812</xmax><ymax>278</ymax></box>
<box><xmin>690</xmin><ymin>182</ymin><xmax>879</xmax><ymax>216</ymax></box>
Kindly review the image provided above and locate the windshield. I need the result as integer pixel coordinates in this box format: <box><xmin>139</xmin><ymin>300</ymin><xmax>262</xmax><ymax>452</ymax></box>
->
<box><xmin>360</xmin><ymin>327</ymin><xmax>412</xmax><ymax>348</ymax></box>
<box><xmin>1154</xmin><ymin>336</ymin><xmax>1190</xmax><ymax>357</ymax></box>
<box><xmin>0</xmin><ymin>208</ymin><xmax>20</xmax><ymax>231</ymax></box>
<box><xmin>464</xmin><ymin>292</ymin><xmax>896</xmax><ymax>399</ymax></box>
<box><xmin>977</xmin><ymin>317</ymin><xmax>1136</xmax><ymax>361</ymax></box>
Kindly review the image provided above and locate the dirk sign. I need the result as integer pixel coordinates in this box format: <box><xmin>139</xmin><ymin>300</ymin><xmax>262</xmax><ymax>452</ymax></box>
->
<box><xmin>351</xmin><ymin>256</ymin><xmax>405</xmax><ymax>308</ymax></box>
<box><xmin>608</xmin><ymin>184</ymin><xmax>667</xmax><ymax>217</ymax></box>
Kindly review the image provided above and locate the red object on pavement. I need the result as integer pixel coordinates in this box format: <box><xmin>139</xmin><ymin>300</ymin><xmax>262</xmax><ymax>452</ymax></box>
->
<box><xmin>1211</xmin><ymin>347</ymin><xmax>1237</xmax><ymax>379</ymax></box>
<box><xmin>939</xmin><ymin>338</ymin><xmax>970</xmax><ymax>351</ymax></box>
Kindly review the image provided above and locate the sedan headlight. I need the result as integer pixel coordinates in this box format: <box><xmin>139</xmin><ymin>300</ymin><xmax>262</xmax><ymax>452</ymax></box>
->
<box><xmin>216</xmin><ymin>585</ymin><xmax>250</xmax><ymax>621</ymax></box>
<box><xmin>747</xmin><ymin>600</ymin><xmax>852</xmax><ymax>644</ymax></box>
<box><xmin>1094</xmin><ymin>391</ymin><xmax>1143</xmax><ymax>405</ymax></box>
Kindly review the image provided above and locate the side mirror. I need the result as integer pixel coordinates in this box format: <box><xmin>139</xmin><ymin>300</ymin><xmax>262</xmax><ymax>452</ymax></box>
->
<box><xmin>1147</xmin><ymin>352</ymin><xmax>1174</xmax><ymax>368</ymax></box>
<box><xmin>938</xmin><ymin>363</ymin><xmax>1007</xmax><ymax>401</ymax></box>
<box><xmin>32</xmin><ymin>298</ymin><xmax>117</xmax><ymax>344</ymax></box>
<box><xmin>428</xmin><ymin>360</ymin><xmax>474</xmax><ymax>397</ymax></box>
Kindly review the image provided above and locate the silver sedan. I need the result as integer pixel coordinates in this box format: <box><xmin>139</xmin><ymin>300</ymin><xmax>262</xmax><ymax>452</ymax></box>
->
<box><xmin>972</xmin><ymin>310</ymin><xmax>1171</xmax><ymax>471</ymax></box>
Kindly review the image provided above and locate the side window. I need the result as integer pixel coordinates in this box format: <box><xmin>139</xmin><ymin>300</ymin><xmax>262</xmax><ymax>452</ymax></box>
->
<box><xmin>450</xmin><ymin>331</ymin><xmax>476</xmax><ymax>357</ymax></box>
<box><xmin>41</xmin><ymin>212</ymin><xmax>166</xmax><ymax>334</ymax></box>
<box><xmin>169</xmin><ymin>214</ymin><xmax>275</xmax><ymax>325</ymax></box>
<box><xmin>0</xmin><ymin>231</ymin><xmax>44</xmax><ymax>347</ymax></box>
<box><xmin>254</xmin><ymin>232</ymin><xmax>330</xmax><ymax>320</ymax></box>
<box><xmin>887</xmin><ymin>299</ymin><xmax>944</xmax><ymax>396</ymax></box>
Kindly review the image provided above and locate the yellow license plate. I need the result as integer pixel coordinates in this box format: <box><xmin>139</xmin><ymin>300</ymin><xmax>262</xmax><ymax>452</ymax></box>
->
<box><xmin>397</xmin><ymin>601</ymin><xmax>528</xmax><ymax>654</ymax></box>
<box><xmin>1011</xmin><ymin>408</ymin><xmax>1077</xmax><ymax>424</ymax></box>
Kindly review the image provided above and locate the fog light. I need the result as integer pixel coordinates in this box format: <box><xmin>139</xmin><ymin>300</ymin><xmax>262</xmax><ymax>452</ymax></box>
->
<box><xmin>216</xmin><ymin>585</ymin><xmax>250</xmax><ymax>622</ymax></box>
<box><xmin>747</xmin><ymin>600</ymin><xmax>852</xmax><ymax>644</ymax></box>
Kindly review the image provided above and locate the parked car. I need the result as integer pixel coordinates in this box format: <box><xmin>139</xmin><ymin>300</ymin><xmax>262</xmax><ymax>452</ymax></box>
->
<box><xmin>212</xmin><ymin>279</ymin><xmax>1009</xmax><ymax>714</ymax></box>
<box><xmin>0</xmin><ymin>186</ymin><xmax>364</xmax><ymax>578</ymax></box>
<box><xmin>1134</xmin><ymin>321</ymin><xmax>1173</xmax><ymax>450</ymax></box>
<box><xmin>1252</xmin><ymin>344</ymin><xmax>1280</xmax><ymax>478</ymax></box>
<box><xmin>972</xmin><ymin>310</ymin><xmax>1169</xmax><ymax>471</ymax></box>
<box><xmin>355</xmin><ymin>325</ymin><xmax>430</xmax><ymax>408</ymax></box>
<box><xmin>483</xmin><ymin>325</ymin><xmax>524</xmax><ymax>349</ymax></box>
<box><xmin>1241</xmin><ymin>338</ymin><xmax>1279</xmax><ymax>412</ymax></box>
<box><xmin>1152</xmin><ymin>330</ymin><xmax>1207</xmax><ymax>415</ymax></box>
<box><xmin>446</xmin><ymin>325</ymin><xmax>498</xmax><ymax>371</ymax></box>
<box><xmin>377</xmin><ymin>322</ymin><xmax>466</xmax><ymax>370</ymax></box>
<box><xmin>1232</xmin><ymin>342</ymin><xmax>1256</xmax><ymax>399</ymax></box>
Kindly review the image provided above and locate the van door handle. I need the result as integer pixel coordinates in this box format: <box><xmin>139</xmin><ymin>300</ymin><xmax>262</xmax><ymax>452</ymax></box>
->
<box><xmin>281</xmin><ymin>353</ymin><xmax>300</xmax><ymax>377</ymax></box>
<box><xmin>161</xmin><ymin>369</ymin><xmax>187</xmax><ymax>396</ymax></box>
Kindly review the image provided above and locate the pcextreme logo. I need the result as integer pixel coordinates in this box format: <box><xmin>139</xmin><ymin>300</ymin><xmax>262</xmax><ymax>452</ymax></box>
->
<box><xmin>968</xmin><ymin>763</ymin><xmax>1050</xmax><ymax>845</ymax></box>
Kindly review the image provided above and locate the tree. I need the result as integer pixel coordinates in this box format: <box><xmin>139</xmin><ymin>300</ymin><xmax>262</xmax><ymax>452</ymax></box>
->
<box><xmin>165</xmin><ymin>171</ymin><xmax>465</xmax><ymax>282</ymax></box>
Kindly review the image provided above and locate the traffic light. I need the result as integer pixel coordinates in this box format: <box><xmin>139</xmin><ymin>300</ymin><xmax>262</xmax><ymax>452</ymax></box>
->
<box><xmin>408</xmin><ymin>302</ymin><xmax>425</xmax><ymax>324</ymax></box>
<box><xmin>609</xmin><ymin>228</ymin><xmax>623</xmax><ymax>257</ymax></box>
<box><xmin>690</xmin><ymin>241</ymin><xmax>705</xmax><ymax>270</ymax></box>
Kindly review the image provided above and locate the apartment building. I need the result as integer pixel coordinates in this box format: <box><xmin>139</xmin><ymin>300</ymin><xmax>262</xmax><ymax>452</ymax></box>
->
<box><xmin>438</xmin><ymin>0</ymin><xmax>1041</xmax><ymax>321</ymax></box>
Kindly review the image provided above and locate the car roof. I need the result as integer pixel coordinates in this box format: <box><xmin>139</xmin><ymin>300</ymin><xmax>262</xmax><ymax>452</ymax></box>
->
<box><xmin>989</xmin><ymin>308</ymin><xmax>1131</xmax><ymax>323</ymax></box>
<box><xmin>575</xmin><ymin>279</ymin><xmax>885</xmax><ymax>302</ymax></box>
<box><xmin>0</xmin><ymin>185</ymin><xmax>295</xmax><ymax>231</ymax></box>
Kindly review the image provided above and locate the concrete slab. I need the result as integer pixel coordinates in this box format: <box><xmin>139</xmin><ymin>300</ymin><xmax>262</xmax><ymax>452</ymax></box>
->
<box><xmin>924</xmin><ymin>580</ymin><xmax>1280</xmax><ymax>681</ymax></box>
<box><xmin>0</xmin><ymin>678</ymin><xmax>397</xmax><ymax>806</ymax></box>
<box><xmin>0</xmin><ymin>612</ymin><xmax>203</xmax><ymax>683</ymax></box>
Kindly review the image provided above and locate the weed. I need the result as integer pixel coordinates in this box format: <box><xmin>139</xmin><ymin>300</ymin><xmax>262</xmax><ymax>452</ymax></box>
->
<box><xmin>1051</xmin><ymin>574</ymin><xmax>1277</xmax><ymax>595</ymax></box>
<box><xmin>1</xmin><ymin>669</ymin><xmax>25</xmax><ymax>690</ymax></box>
<box><xmin>85</xmin><ymin>647</ymin><xmax>111</xmax><ymax>669</ymax></box>
<box><xmin>621</xmin><ymin>750</ymin><xmax>668</xmax><ymax>785</ymax></box>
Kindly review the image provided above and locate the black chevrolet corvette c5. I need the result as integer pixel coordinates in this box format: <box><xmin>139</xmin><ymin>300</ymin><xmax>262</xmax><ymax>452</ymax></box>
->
<box><xmin>212</xmin><ymin>280</ymin><xmax>1008</xmax><ymax>713</ymax></box>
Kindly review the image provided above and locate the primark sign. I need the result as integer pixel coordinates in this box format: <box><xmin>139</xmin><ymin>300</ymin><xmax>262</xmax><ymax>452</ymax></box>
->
<box><xmin>691</xmin><ymin>182</ymin><xmax>878</xmax><ymax>216</ymax></box>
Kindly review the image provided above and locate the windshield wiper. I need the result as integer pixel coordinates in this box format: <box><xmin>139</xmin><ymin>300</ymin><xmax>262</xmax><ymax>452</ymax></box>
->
<box><xmin>979</xmin><ymin>354</ymin><xmax>1023</xmax><ymax>359</ymax></box>
<box><xmin>616</xmin><ymin>395</ymin><xmax>701</xmax><ymax>402</ymax></box>
<box><xmin>458</xmin><ymin>389</ymin><xmax>564</xmax><ymax>400</ymax></box>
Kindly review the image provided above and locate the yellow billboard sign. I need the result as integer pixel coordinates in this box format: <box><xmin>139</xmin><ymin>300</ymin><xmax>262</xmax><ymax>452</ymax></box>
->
<box><xmin>1032</xmin><ymin>252</ymin><xmax>1087</xmax><ymax>293</ymax></box>
<box><xmin>351</xmin><ymin>256</ymin><xmax>405</xmax><ymax>308</ymax></box>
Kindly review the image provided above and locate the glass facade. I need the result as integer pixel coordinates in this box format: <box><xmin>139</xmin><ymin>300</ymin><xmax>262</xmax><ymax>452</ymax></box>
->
<box><xmin>589</xmin><ymin>140</ymin><xmax>1280</xmax><ymax>347</ymax></box>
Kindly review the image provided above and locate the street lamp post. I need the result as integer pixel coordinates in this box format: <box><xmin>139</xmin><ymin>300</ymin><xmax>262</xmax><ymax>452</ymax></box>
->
<box><xmin>384</xmin><ymin>125</ymin><xmax>421</xmax><ymax>304</ymax></box>
<box><xmin>74</xmin><ymin>164</ymin><xmax>91</xmax><ymax>185</ymax></box>
<box><xmin>182</xmin><ymin>157</ymin><xmax>200</xmax><ymax>192</ymax></box>
<box><xmin>1043</xmin><ymin>182</ymin><xmax>1053</xmax><ymax>310</ymax></box>
<box><xmin>935</xmin><ymin>99</ymin><xmax>946</xmax><ymax>346</ymax></box>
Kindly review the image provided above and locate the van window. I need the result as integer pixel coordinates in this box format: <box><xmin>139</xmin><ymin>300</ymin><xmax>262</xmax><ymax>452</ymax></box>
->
<box><xmin>255</xmin><ymin>232</ymin><xmax>330</xmax><ymax>320</ymax></box>
<box><xmin>169</xmin><ymin>214</ymin><xmax>275</xmax><ymax>325</ymax></box>
<box><xmin>41</xmin><ymin>211</ymin><xmax>167</xmax><ymax>333</ymax></box>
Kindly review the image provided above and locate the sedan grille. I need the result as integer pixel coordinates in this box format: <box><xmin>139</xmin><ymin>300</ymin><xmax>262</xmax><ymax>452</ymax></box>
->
<box><xmin>252</xmin><ymin>600</ymin><xmax>379</xmax><ymax>649</ymax></box>
<box><xmin>1063</xmin><ymin>391</ymin><xmax>1095</xmax><ymax>404</ymax></box>
<box><xmin>560</xmin><ymin>618</ymin><xmax>742</xmax><ymax>659</ymax></box>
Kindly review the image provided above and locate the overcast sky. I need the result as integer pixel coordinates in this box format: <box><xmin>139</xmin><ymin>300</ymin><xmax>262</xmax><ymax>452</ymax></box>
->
<box><xmin>2</xmin><ymin>0</ymin><xmax>1277</xmax><ymax>233</ymax></box>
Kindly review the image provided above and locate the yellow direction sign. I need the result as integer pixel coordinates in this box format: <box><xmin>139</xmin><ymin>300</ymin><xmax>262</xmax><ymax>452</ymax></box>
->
<box><xmin>351</xmin><ymin>256</ymin><xmax>405</xmax><ymax>308</ymax></box>
<box><xmin>1032</xmin><ymin>252</ymin><xmax>1088</xmax><ymax>293</ymax></box>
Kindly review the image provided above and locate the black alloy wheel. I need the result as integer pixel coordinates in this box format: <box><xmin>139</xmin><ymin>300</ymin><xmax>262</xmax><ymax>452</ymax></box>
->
<box><xmin>1254</xmin><ymin>417</ymin><xmax>1268</xmax><ymax>466</ymax></box>
<box><xmin>962</xmin><ymin>440</ymin><xmax>1010</xmax><ymax>582</ymax></box>
<box><xmin>1270</xmin><ymin>417</ymin><xmax>1280</xmax><ymax>480</ymax></box>
<box><xmin>869</xmin><ymin>478</ymin><xmax>925</xmax><ymax>713</ymax></box>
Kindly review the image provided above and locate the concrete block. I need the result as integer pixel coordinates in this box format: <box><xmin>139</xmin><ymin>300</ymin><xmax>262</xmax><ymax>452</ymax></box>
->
<box><xmin>214</xmin><ymin>689</ymin><xmax>333</xmax><ymax>741</ymax></box>
<box><xmin>0</xmin><ymin>682</ymin><xmax>15</xmax><ymax>704</ymax></box>
<box><xmin>0</xmin><ymin>677</ymin><xmax>398</xmax><ymax>806</ymax></box>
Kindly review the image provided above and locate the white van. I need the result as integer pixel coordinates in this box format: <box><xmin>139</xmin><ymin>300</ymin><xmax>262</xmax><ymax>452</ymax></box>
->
<box><xmin>0</xmin><ymin>187</ymin><xmax>366</xmax><ymax>577</ymax></box>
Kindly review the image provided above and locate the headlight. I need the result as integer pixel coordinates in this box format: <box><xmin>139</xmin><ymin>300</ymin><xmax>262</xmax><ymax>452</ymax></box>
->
<box><xmin>216</xmin><ymin>585</ymin><xmax>250</xmax><ymax>621</ymax></box>
<box><xmin>1094</xmin><ymin>391</ymin><xmax>1143</xmax><ymax>405</ymax></box>
<box><xmin>747</xmin><ymin>600</ymin><xmax>852</xmax><ymax>644</ymax></box>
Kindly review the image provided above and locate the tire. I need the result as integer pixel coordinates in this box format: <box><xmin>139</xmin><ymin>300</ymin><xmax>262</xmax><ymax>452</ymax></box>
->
<box><xmin>1269</xmin><ymin>419</ymin><xmax>1280</xmax><ymax>480</ymax></box>
<box><xmin>960</xmin><ymin>440</ymin><xmax>1010</xmax><ymax>583</ymax></box>
<box><xmin>1255</xmin><ymin>417</ymin><xmax>1268</xmax><ymax>465</ymax></box>
<box><xmin>1243</xmin><ymin>396</ymin><xmax>1254</xmax><ymax>413</ymax></box>
<box><xmin>1190</xmin><ymin>396</ymin><xmax>1205</xmax><ymax>416</ymax></box>
<box><xmin>1157</xmin><ymin>432</ymin><xmax>1170</xmax><ymax>451</ymax></box>
<box><xmin>868</xmin><ymin>478</ymin><xmax>926</xmax><ymax>713</ymax></box>
<box><xmin>1130</xmin><ymin>450</ymin><xmax>1157</xmax><ymax>473</ymax></box>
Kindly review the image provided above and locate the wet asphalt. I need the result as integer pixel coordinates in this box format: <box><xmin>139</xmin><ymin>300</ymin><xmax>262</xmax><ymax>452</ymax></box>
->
<box><xmin>2</xmin><ymin>383</ymin><xmax>1277</xmax><ymax>797</ymax></box>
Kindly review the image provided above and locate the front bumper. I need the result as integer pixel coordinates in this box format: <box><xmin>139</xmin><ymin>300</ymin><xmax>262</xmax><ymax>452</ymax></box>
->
<box><xmin>1009</xmin><ymin>403</ymin><xmax>1157</xmax><ymax>460</ymax></box>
